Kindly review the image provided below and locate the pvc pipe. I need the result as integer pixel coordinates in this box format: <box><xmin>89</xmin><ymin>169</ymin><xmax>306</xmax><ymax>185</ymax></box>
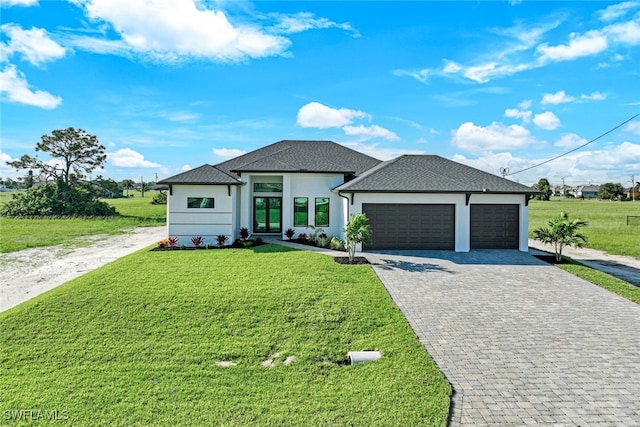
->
<box><xmin>348</xmin><ymin>351</ymin><xmax>382</xmax><ymax>365</ymax></box>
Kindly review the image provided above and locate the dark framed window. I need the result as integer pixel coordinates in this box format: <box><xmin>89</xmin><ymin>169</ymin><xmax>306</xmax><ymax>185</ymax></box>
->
<box><xmin>187</xmin><ymin>197</ymin><xmax>214</xmax><ymax>208</ymax></box>
<box><xmin>294</xmin><ymin>197</ymin><xmax>308</xmax><ymax>227</ymax></box>
<box><xmin>314</xmin><ymin>197</ymin><xmax>329</xmax><ymax>227</ymax></box>
<box><xmin>254</xmin><ymin>183</ymin><xmax>283</xmax><ymax>193</ymax></box>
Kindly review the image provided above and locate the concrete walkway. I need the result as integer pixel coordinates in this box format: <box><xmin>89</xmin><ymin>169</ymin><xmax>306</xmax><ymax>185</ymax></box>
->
<box><xmin>528</xmin><ymin>239</ymin><xmax>640</xmax><ymax>287</ymax></box>
<box><xmin>366</xmin><ymin>250</ymin><xmax>640</xmax><ymax>426</ymax></box>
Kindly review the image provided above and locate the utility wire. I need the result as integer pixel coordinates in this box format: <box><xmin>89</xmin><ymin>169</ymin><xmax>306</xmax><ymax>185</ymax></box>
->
<box><xmin>507</xmin><ymin>112</ymin><xmax>640</xmax><ymax>177</ymax></box>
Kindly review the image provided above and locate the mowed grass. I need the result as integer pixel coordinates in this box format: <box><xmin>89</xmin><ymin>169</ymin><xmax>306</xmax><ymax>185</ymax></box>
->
<box><xmin>0</xmin><ymin>245</ymin><xmax>451</xmax><ymax>426</ymax></box>
<box><xmin>0</xmin><ymin>193</ymin><xmax>165</xmax><ymax>253</ymax></box>
<box><xmin>557</xmin><ymin>262</ymin><xmax>640</xmax><ymax>304</ymax></box>
<box><xmin>529</xmin><ymin>198</ymin><xmax>640</xmax><ymax>258</ymax></box>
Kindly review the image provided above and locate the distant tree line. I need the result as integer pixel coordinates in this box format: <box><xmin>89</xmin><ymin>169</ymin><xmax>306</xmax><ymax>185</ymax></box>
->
<box><xmin>531</xmin><ymin>177</ymin><xmax>637</xmax><ymax>201</ymax></box>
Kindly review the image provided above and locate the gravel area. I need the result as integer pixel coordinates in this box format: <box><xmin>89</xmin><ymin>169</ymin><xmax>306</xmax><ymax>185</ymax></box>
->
<box><xmin>0</xmin><ymin>226</ymin><xmax>166</xmax><ymax>312</ymax></box>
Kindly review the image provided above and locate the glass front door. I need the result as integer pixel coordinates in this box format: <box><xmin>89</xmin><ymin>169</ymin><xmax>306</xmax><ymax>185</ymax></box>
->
<box><xmin>253</xmin><ymin>197</ymin><xmax>282</xmax><ymax>233</ymax></box>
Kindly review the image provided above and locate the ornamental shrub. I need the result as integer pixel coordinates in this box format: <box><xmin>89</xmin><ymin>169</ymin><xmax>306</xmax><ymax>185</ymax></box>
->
<box><xmin>0</xmin><ymin>181</ymin><xmax>117</xmax><ymax>217</ymax></box>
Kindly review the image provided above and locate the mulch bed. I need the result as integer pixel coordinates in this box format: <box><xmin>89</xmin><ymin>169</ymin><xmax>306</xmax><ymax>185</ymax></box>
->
<box><xmin>152</xmin><ymin>240</ymin><xmax>266</xmax><ymax>251</ymax></box>
<box><xmin>334</xmin><ymin>256</ymin><xmax>370</xmax><ymax>265</ymax></box>
<box><xmin>533</xmin><ymin>254</ymin><xmax>573</xmax><ymax>265</ymax></box>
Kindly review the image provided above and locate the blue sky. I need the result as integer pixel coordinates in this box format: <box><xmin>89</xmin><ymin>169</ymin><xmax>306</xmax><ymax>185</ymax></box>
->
<box><xmin>1</xmin><ymin>0</ymin><xmax>639</xmax><ymax>187</ymax></box>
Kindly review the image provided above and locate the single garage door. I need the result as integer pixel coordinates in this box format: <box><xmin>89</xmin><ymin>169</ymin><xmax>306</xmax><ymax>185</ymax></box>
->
<box><xmin>363</xmin><ymin>203</ymin><xmax>455</xmax><ymax>250</ymax></box>
<box><xmin>470</xmin><ymin>204</ymin><xmax>519</xmax><ymax>249</ymax></box>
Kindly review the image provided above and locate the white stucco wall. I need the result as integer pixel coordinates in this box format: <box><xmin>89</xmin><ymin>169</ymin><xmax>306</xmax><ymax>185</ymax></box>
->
<box><xmin>166</xmin><ymin>184</ymin><xmax>236</xmax><ymax>247</ymax></box>
<box><xmin>344</xmin><ymin>192</ymin><xmax>529</xmax><ymax>252</ymax></box>
<box><xmin>237</xmin><ymin>172</ymin><xmax>346</xmax><ymax>239</ymax></box>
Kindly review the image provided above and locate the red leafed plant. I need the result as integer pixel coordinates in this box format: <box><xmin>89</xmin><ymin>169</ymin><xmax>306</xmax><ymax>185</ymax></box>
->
<box><xmin>191</xmin><ymin>236</ymin><xmax>204</xmax><ymax>248</ymax></box>
<box><xmin>167</xmin><ymin>236</ymin><xmax>179</xmax><ymax>248</ymax></box>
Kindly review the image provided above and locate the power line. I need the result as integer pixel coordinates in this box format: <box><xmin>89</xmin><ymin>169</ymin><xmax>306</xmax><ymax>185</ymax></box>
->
<box><xmin>507</xmin><ymin>112</ymin><xmax>640</xmax><ymax>177</ymax></box>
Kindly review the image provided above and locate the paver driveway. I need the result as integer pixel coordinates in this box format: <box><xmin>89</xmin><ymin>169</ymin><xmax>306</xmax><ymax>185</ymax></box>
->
<box><xmin>366</xmin><ymin>250</ymin><xmax>640</xmax><ymax>426</ymax></box>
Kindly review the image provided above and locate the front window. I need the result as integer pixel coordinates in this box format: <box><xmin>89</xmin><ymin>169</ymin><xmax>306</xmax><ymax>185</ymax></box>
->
<box><xmin>294</xmin><ymin>197</ymin><xmax>308</xmax><ymax>227</ymax></box>
<box><xmin>315</xmin><ymin>197</ymin><xmax>329</xmax><ymax>227</ymax></box>
<box><xmin>254</xmin><ymin>183</ymin><xmax>283</xmax><ymax>193</ymax></box>
<box><xmin>187</xmin><ymin>197</ymin><xmax>214</xmax><ymax>208</ymax></box>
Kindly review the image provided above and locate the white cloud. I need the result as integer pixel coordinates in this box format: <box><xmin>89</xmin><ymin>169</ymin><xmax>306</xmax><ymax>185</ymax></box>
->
<box><xmin>452</xmin><ymin>152</ymin><xmax>532</xmax><ymax>178</ymax></box>
<box><xmin>213</xmin><ymin>148</ymin><xmax>246</xmax><ymax>159</ymax></box>
<box><xmin>342</xmin><ymin>124</ymin><xmax>399</xmax><ymax>141</ymax></box>
<box><xmin>269</xmin><ymin>12</ymin><xmax>359</xmax><ymax>37</ymax></box>
<box><xmin>341</xmin><ymin>142</ymin><xmax>424</xmax><ymax>161</ymax></box>
<box><xmin>108</xmin><ymin>148</ymin><xmax>161</xmax><ymax>168</ymax></box>
<box><xmin>605</xmin><ymin>20</ymin><xmax>640</xmax><ymax>45</ymax></box>
<box><xmin>504</xmin><ymin>107</ymin><xmax>532</xmax><ymax>123</ymax></box>
<box><xmin>597</xmin><ymin>1</ymin><xmax>640</xmax><ymax>21</ymax></box>
<box><xmin>297</xmin><ymin>102</ymin><xmax>367</xmax><ymax>128</ymax></box>
<box><xmin>73</xmin><ymin>0</ymin><xmax>291</xmax><ymax>62</ymax></box>
<box><xmin>1</xmin><ymin>24</ymin><xmax>66</xmax><ymax>66</ymax></box>
<box><xmin>624</xmin><ymin>121</ymin><xmax>640</xmax><ymax>135</ymax></box>
<box><xmin>537</xmin><ymin>30</ymin><xmax>608</xmax><ymax>62</ymax></box>
<box><xmin>555</xmin><ymin>133</ymin><xmax>587</xmax><ymax>148</ymax></box>
<box><xmin>463</xmin><ymin>61</ymin><xmax>530</xmax><ymax>83</ymax></box>
<box><xmin>160</xmin><ymin>111</ymin><xmax>199</xmax><ymax>122</ymax></box>
<box><xmin>451</xmin><ymin>121</ymin><xmax>537</xmax><ymax>153</ymax></box>
<box><xmin>518</xmin><ymin>100</ymin><xmax>532</xmax><ymax>109</ymax></box>
<box><xmin>180</xmin><ymin>164</ymin><xmax>192</xmax><ymax>172</ymax></box>
<box><xmin>442</xmin><ymin>60</ymin><xmax>462</xmax><ymax>74</ymax></box>
<box><xmin>392</xmin><ymin>68</ymin><xmax>429</xmax><ymax>83</ymax></box>
<box><xmin>1</xmin><ymin>0</ymin><xmax>38</xmax><ymax>6</ymax></box>
<box><xmin>0</xmin><ymin>150</ymin><xmax>20</xmax><ymax>180</ymax></box>
<box><xmin>533</xmin><ymin>111</ymin><xmax>561</xmax><ymax>130</ymax></box>
<box><xmin>541</xmin><ymin>90</ymin><xmax>575</xmax><ymax>105</ymax></box>
<box><xmin>0</xmin><ymin>64</ymin><xmax>62</xmax><ymax>108</ymax></box>
<box><xmin>581</xmin><ymin>91</ymin><xmax>607</xmax><ymax>101</ymax></box>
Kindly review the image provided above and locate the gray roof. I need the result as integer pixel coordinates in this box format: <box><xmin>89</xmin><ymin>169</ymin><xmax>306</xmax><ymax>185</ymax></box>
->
<box><xmin>215</xmin><ymin>140</ymin><xmax>381</xmax><ymax>176</ymax></box>
<box><xmin>158</xmin><ymin>164</ymin><xmax>242</xmax><ymax>185</ymax></box>
<box><xmin>335</xmin><ymin>155</ymin><xmax>537</xmax><ymax>194</ymax></box>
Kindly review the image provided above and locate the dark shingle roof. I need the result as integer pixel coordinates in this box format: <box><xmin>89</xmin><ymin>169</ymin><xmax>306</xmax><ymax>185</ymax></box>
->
<box><xmin>335</xmin><ymin>155</ymin><xmax>537</xmax><ymax>194</ymax></box>
<box><xmin>158</xmin><ymin>164</ymin><xmax>242</xmax><ymax>185</ymax></box>
<box><xmin>215</xmin><ymin>140</ymin><xmax>381</xmax><ymax>175</ymax></box>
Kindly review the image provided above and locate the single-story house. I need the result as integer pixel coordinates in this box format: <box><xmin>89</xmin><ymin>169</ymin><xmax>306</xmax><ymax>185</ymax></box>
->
<box><xmin>575</xmin><ymin>184</ymin><xmax>600</xmax><ymax>199</ymax></box>
<box><xmin>158</xmin><ymin>140</ymin><xmax>538</xmax><ymax>252</ymax></box>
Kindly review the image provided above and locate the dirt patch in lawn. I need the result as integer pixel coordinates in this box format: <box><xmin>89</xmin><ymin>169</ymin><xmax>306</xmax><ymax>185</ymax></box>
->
<box><xmin>0</xmin><ymin>226</ymin><xmax>166</xmax><ymax>312</ymax></box>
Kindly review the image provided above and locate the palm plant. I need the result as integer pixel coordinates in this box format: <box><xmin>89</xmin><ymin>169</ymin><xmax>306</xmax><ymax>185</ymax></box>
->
<box><xmin>533</xmin><ymin>211</ymin><xmax>588</xmax><ymax>262</ymax></box>
<box><xmin>344</xmin><ymin>213</ymin><xmax>372</xmax><ymax>263</ymax></box>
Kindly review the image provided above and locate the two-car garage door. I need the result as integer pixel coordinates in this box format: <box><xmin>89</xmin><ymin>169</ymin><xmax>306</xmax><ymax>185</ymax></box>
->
<box><xmin>362</xmin><ymin>203</ymin><xmax>519</xmax><ymax>250</ymax></box>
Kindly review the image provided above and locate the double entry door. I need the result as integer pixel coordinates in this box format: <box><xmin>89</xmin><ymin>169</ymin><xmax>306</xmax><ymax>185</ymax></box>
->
<box><xmin>253</xmin><ymin>197</ymin><xmax>282</xmax><ymax>233</ymax></box>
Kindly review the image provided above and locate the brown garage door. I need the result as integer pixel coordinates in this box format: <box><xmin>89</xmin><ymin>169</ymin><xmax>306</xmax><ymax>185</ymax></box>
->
<box><xmin>470</xmin><ymin>204</ymin><xmax>519</xmax><ymax>249</ymax></box>
<box><xmin>363</xmin><ymin>204</ymin><xmax>455</xmax><ymax>250</ymax></box>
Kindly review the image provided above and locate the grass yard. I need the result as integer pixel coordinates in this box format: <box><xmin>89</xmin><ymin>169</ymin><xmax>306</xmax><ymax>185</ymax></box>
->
<box><xmin>555</xmin><ymin>261</ymin><xmax>640</xmax><ymax>304</ymax></box>
<box><xmin>0</xmin><ymin>193</ymin><xmax>165</xmax><ymax>253</ymax></box>
<box><xmin>0</xmin><ymin>245</ymin><xmax>451</xmax><ymax>426</ymax></box>
<box><xmin>529</xmin><ymin>198</ymin><xmax>640</xmax><ymax>258</ymax></box>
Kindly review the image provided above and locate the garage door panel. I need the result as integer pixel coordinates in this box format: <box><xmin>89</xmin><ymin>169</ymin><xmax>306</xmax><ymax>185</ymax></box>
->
<box><xmin>363</xmin><ymin>203</ymin><xmax>455</xmax><ymax>250</ymax></box>
<box><xmin>470</xmin><ymin>204</ymin><xmax>519</xmax><ymax>249</ymax></box>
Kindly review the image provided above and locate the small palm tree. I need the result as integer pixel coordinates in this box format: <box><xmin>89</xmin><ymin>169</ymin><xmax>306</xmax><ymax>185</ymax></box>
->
<box><xmin>344</xmin><ymin>213</ymin><xmax>372</xmax><ymax>263</ymax></box>
<box><xmin>533</xmin><ymin>211</ymin><xmax>588</xmax><ymax>262</ymax></box>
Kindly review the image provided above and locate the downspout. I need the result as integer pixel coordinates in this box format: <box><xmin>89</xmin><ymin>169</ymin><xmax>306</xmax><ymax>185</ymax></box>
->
<box><xmin>338</xmin><ymin>191</ymin><xmax>351</xmax><ymax>218</ymax></box>
<box><xmin>338</xmin><ymin>191</ymin><xmax>351</xmax><ymax>242</ymax></box>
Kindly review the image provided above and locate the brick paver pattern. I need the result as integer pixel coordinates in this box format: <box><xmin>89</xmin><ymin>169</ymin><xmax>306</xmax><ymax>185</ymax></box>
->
<box><xmin>367</xmin><ymin>250</ymin><xmax>640</xmax><ymax>426</ymax></box>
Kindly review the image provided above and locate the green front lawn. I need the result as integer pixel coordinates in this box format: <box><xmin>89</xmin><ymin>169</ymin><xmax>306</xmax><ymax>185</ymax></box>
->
<box><xmin>528</xmin><ymin>198</ymin><xmax>640</xmax><ymax>258</ymax></box>
<box><xmin>0</xmin><ymin>245</ymin><xmax>451</xmax><ymax>426</ymax></box>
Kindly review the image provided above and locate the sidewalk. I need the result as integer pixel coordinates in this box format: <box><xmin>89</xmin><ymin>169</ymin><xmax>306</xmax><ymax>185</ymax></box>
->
<box><xmin>528</xmin><ymin>239</ymin><xmax>640</xmax><ymax>287</ymax></box>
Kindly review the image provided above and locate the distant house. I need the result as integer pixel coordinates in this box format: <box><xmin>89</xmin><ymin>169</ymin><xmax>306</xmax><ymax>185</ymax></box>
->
<box><xmin>553</xmin><ymin>185</ymin><xmax>574</xmax><ymax>197</ymax></box>
<box><xmin>159</xmin><ymin>140</ymin><xmax>539</xmax><ymax>252</ymax></box>
<box><xmin>575</xmin><ymin>184</ymin><xmax>600</xmax><ymax>199</ymax></box>
<box><xmin>626</xmin><ymin>187</ymin><xmax>639</xmax><ymax>200</ymax></box>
